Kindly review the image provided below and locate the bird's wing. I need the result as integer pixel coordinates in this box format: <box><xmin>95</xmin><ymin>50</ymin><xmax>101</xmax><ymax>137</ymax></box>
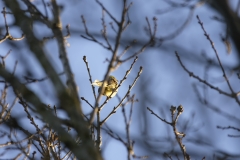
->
<box><xmin>92</xmin><ymin>80</ymin><xmax>102</xmax><ymax>86</ymax></box>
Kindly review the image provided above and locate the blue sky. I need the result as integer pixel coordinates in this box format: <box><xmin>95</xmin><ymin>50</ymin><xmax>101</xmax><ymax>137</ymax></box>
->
<box><xmin>0</xmin><ymin>0</ymin><xmax>240</xmax><ymax>159</ymax></box>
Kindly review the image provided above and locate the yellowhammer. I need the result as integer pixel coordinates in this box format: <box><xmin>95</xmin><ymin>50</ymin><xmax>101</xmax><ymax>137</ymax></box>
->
<box><xmin>92</xmin><ymin>76</ymin><xmax>118</xmax><ymax>97</ymax></box>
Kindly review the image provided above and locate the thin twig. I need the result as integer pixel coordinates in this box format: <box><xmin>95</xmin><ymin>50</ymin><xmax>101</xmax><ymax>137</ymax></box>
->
<box><xmin>95</xmin><ymin>0</ymin><xmax>119</xmax><ymax>25</ymax></box>
<box><xmin>147</xmin><ymin>107</ymin><xmax>172</xmax><ymax>125</ymax></box>
<box><xmin>83</xmin><ymin>55</ymin><xmax>97</xmax><ymax>100</ymax></box>
<box><xmin>99</xmin><ymin>56</ymin><xmax>138</xmax><ymax>110</ymax></box>
<box><xmin>100</xmin><ymin>66</ymin><xmax>143</xmax><ymax>125</ymax></box>
<box><xmin>197</xmin><ymin>15</ymin><xmax>235</xmax><ymax>95</ymax></box>
<box><xmin>81</xmin><ymin>15</ymin><xmax>110</xmax><ymax>50</ymax></box>
<box><xmin>101</xmin><ymin>9</ymin><xmax>113</xmax><ymax>52</ymax></box>
<box><xmin>81</xmin><ymin>97</ymin><xmax>94</xmax><ymax>109</ymax></box>
<box><xmin>175</xmin><ymin>51</ymin><xmax>234</xmax><ymax>98</ymax></box>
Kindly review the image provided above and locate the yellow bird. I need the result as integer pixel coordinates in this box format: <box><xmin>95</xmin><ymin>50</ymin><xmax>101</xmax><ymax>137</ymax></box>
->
<box><xmin>92</xmin><ymin>76</ymin><xmax>118</xmax><ymax>97</ymax></box>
